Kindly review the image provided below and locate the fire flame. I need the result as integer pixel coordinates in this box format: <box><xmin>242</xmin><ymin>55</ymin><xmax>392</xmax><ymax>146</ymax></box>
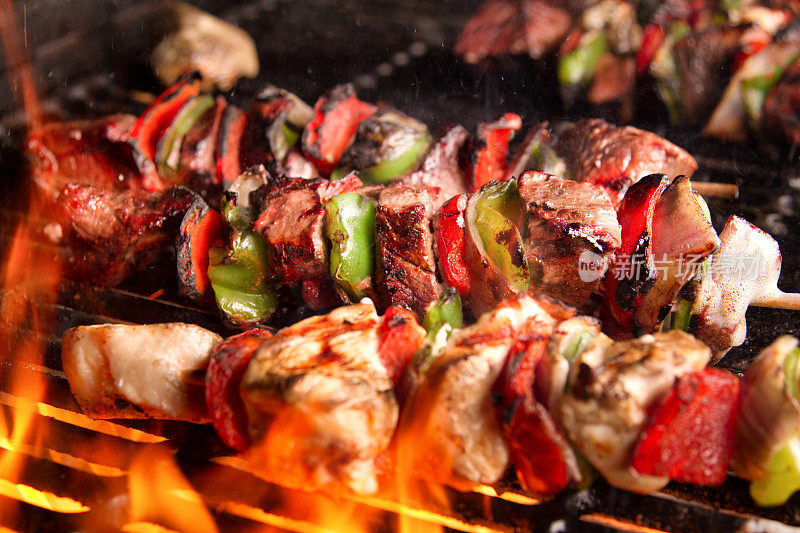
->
<box><xmin>0</xmin><ymin>4</ymin><xmax>534</xmax><ymax>531</ymax></box>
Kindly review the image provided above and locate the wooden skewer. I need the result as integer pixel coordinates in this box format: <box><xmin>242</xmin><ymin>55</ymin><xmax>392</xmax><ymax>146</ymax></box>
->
<box><xmin>692</xmin><ymin>182</ymin><xmax>739</xmax><ymax>200</ymax></box>
<box><xmin>751</xmin><ymin>290</ymin><xmax>800</xmax><ymax>311</ymax></box>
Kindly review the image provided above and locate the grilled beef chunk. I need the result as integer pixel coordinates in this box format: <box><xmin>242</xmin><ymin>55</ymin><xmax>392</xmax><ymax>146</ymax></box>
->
<box><xmin>560</xmin><ymin>330</ymin><xmax>711</xmax><ymax>493</ymax></box>
<box><xmin>58</xmin><ymin>184</ymin><xmax>194</xmax><ymax>286</ymax></box>
<box><xmin>403</xmin><ymin>124</ymin><xmax>472</xmax><ymax>203</ymax></box>
<box><xmin>62</xmin><ymin>323</ymin><xmax>221</xmax><ymax>423</ymax></box>
<box><xmin>673</xmin><ymin>25</ymin><xmax>745</xmax><ymax>124</ymax></box>
<box><xmin>27</xmin><ymin>116</ymin><xmax>143</xmax><ymax>198</ymax></box>
<box><xmin>455</xmin><ymin>0</ymin><xmax>572</xmax><ymax>63</ymax></box>
<box><xmin>555</xmin><ymin>118</ymin><xmax>697</xmax><ymax>205</ymax></box>
<box><xmin>254</xmin><ymin>177</ymin><xmax>328</xmax><ymax>285</ymax></box>
<box><xmin>253</xmin><ymin>175</ymin><xmax>362</xmax><ymax>309</ymax></box>
<box><xmin>241</xmin><ymin>303</ymin><xmax>397</xmax><ymax>495</ymax></box>
<box><xmin>454</xmin><ymin>0</ymin><xmax>524</xmax><ymax>63</ymax></box>
<box><xmin>375</xmin><ymin>184</ymin><xmax>442</xmax><ymax>318</ymax></box>
<box><xmin>518</xmin><ymin>171</ymin><xmax>621</xmax><ymax>309</ymax></box>
<box><xmin>764</xmin><ymin>57</ymin><xmax>800</xmax><ymax>147</ymax></box>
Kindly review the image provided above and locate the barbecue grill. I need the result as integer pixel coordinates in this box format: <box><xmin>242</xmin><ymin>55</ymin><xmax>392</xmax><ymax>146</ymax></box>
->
<box><xmin>1</xmin><ymin>1</ymin><xmax>800</xmax><ymax>531</ymax></box>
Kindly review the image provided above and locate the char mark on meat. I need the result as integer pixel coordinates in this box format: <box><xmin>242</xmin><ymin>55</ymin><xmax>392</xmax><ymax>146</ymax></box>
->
<box><xmin>58</xmin><ymin>184</ymin><xmax>194</xmax><ymax>286</ymax></box>
<box><xmin>253</xmin><ymin>177</ymin><xmax>329</xmax><ymax>285</ymax></box>
<box><xmin>403</xmin><ymin>123</ymin><xmax>472</xmax><ymax>205</ymax></box>
<box><xmin>376</xmin><ymin>184</ymin><xmax>442</xmax><ymax>317</ymax></box>
<box><xmin>554</xmin><ymin>119</ymin><xmax>696</xmax><ymax>205</ymax></box>
<box><xmin>518</xmin><ymin>171</ymin><xmax>621</xmax><ymax>309</ymax></box>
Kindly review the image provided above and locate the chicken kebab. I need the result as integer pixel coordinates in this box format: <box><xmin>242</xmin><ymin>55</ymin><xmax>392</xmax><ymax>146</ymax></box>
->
<box><xmin>456</xmin><ymin>0</ymin><xmax>800</xmax><ymax>151</ymax></box>
<box><xmin>61</xmin><ymin>291</ymin><xmax>800</xmax><ymax>508</ymax></box>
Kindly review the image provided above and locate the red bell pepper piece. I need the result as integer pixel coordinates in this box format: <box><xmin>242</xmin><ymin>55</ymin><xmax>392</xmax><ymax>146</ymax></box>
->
<box><xmin>206</xmin><ymin>328</ymin><xmax>273</xmax><ymax>451</ymax></box>
<box><xmin>435</xmin><ymin>193</ymin><xmax>471</xmax><ymax>295</ymax></box>
<box><xmin>631</xmin><ymin>368</ymin><xmax>740</xmax><ymax>486</ymax></box>
<box><xmin>603</xmin><ymin>174</ymin><xmax>668</xmax><ymax>330</ymax></box>
<box><xmin>176</xmin><ymin>195</ymin><xmax>223</xmax><ymax>302</ymax></box>
<box><xmin>506</xmin><ymin>398</ymin><xmax>577</xmax><ymax>496</ymax></box>
<box><xmin>637</xmin><ymin>24</ymin><xmax>666</xmax><ymax>76</ymax></box>
<box><xmin>377</xmin><ymin>306</ymin><xmax>427</xmax><ymax>385</ymax></box>
<box><xmin>473</xmin><ymin>113</ymin><xmax>522</xmax><ymax>190</ymax></box>
<box><xmin>494</xmin><ymin>314</ymin><xmax>580</xmax><ymax>495</ymax></box>
<box><xmin>495</xmin><ymin>317</ymin><xmax>551</xmax><ymax>405</ymax></box>
<box><xmin>128</xmin><ymin>72</ymin><xmax>202</xmax><ymax>189</ymax></box>
<box><xmin>216</xmin><ymin>105</ymin><xmax>248</xmax><ymax>190</ymax></box>
<box><xmin>302</xmin><ymin>84</ymin><xmax>377</xmax><ymax>176</ymax></box>
<box><xmin>734</xmin><ymin>34</ymin><xmax>771</xmax><ymax>73</ymax></box>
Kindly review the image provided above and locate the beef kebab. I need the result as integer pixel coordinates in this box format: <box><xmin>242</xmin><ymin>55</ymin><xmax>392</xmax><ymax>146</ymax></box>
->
<box><xmin>32</xmin><ymin>75</ymin><xmax>781</xmax><ymax>356</ymax></box>
<box><xmin>455</xmin><ymin>0</ymin><xmax>800</xmax><ymax>150</ymax></box>
<box><xmin>178</xmin><ymin>155</ymin><xmax>796</xmax><ymax>359</ymax></box>
<box><xmin>60</xmin><ymin>292</ymin><xmax>800</xmax><ymax>509</ymax></box>
<box><xmin>39</xmin><ymin>72</ymin><xmax>728</xmax><ymax>285</ymax></box>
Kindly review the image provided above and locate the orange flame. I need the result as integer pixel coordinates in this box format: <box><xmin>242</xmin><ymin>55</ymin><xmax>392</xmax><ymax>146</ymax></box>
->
<box><xmin>125</xmin><ymin>447</ymin><xmax>218</xmax><ymax>533</ymax></box>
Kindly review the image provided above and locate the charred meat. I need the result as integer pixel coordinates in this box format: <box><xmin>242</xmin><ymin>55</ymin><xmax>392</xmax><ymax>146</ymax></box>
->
<box><xmin>57</xmin><ymin>184</ymin><xmax>194</xmax><ymax>286</ymax></box>
<box><xmin>518</xmin><ymin>170</ymin><xmax>621</xmax><ymax>309</ymax></box>
<box><xmin>375</xmin><ymin>184</ymin><xmax>442</xmax><ymax>318</ymax></box>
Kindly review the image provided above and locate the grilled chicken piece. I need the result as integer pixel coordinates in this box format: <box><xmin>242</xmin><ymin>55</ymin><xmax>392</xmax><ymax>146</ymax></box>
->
<box><xmin>403</xmin><ymin>124</ymin><xmax>472</xmax><ymax>203</ymax></box>
<box><xmin>518</xmin><ymin>171</ymin><xmax>621</xmax><ymax>309</ymax></box>
<box><xmin>61</xmin><ymin>323</ymin><xmax>221</xmax><ymax>422</ymax></box>
<box><xmin>376</xmin><ymin>184</ymin><xmax>442</xmax><ymax>318</ymax></box>
<box><xmin>554</xmin><ymin>119</ymin><xmax>697</xmax><ymax>206</ymax></box>
<box><xmin>398</xmin><ymin>295</ymin><xmax>562</xmax><ymax>488</ymax></box>
<box><xmin>764</xmin><ymin>57</ymin><xmax>800</xmax><ymax>147</ymax></box>
<box><xmin>27</xmin><ymin>116</ymin><xmax>143</xmax><ymax>199</ymax></box>
<box><xmin>58</xmin><ymin>184</ymin><xmax>195</xmax><ymax>286</ymax></box>
<box><xmin>241</xmin><ymin>303</ymin><xmax>397</xmax><ymax>495</ymax></box>
<box><xmin>560</xmin><ymin>330</ymin><xmax>711</xmax><ymax>493</ymax></box>
<box><xmin>151</xmin><ymin>2</ymin><xmax>259</xmax><ymax>91</ymax></box>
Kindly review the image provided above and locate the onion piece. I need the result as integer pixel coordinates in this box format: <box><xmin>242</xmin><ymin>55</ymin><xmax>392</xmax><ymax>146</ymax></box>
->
<box><xmin>733</xmin><ymin>336</ymin><xmax>800</xmax><ymax>482</ymax></box>
<box><xmin>704</xmin><ymin>41</ymin><xmax>800</xmax><ymax>142</ymax></box>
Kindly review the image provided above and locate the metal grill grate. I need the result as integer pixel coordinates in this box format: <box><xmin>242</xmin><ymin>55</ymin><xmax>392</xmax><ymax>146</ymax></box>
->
<box><xmin>1</xmin><ymin>1</ymin><xmax>800</xmax><ymax>531</ymax></box>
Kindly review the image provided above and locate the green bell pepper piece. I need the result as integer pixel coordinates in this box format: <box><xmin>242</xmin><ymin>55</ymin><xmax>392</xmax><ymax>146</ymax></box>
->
<box><xmin>557</xmin><ymin>32</ymin><xmax>608</xmax><ymax>87</ymax></box>
<box><xmin>563</xmin><ymin>329</ymin><xmax>597</xmax><ymax>362</ymax></box>
<box><xmin>362</xmin><ymin>133</ymin><xmax>431</xmax><ymax>184</ymax></box>
<box><xmin>208</xmin><ymin>230</ymin><xmax>278</xmax><ymax>325</ymax></box>
<box><xmin>220</xmin><ymin>193</ymin><xmax>257</xmax><ymax>233</ymax></box>
<box><xmin>748</xmin><ymin>348</ymin><xmax>800</xmax><ymax>506</ymax></box>
<box><xmin>324</xmin><ymin>193</ymin><xmax>376</xmax><ymax>300</ymax></box>
<box><xmin>475</xmin><ymin>180</ymin><xmax>529</xmax><ymax>292</ymax></box>
<box><xmin>422</xmin><ymin>289</ymin><xmax>463</xmax><ymax>339</ymax></box>
<box><xmin>157</xmin><ymin>94</ymin><xmax>215</xmax><ymax>176</ymax></box>
<box><xmin>741</xmin><ymin>50</ymin><xmax>800</xmax><ymax>120</ymax></box>
<box><xmin>751</xmin><ymin>437</ymin><xmax>800</xmax><ymax>507</ymax></box>
<box><xmin>412</xmin><ymin>289</ymin><xmax>464</xmax><ymax>377</ymax></box>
